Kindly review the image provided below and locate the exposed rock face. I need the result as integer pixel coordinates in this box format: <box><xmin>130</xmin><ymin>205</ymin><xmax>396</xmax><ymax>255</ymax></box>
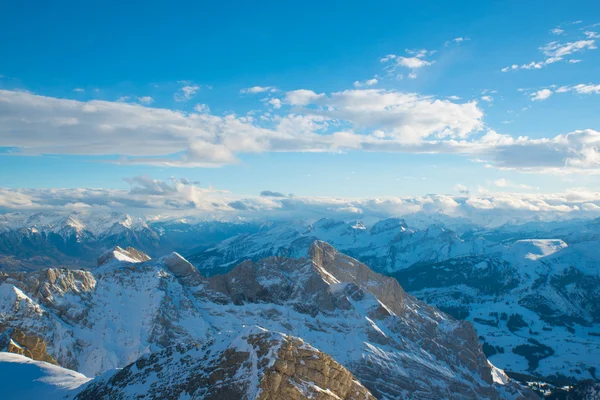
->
<box><xmin>0</xmin><ymin>326</ymin><xmax>57</xmax><ymax>364</ymax></box>
<box><xmin>76</xmin><ymin>327</ymin><xmax>376</xmax><ymax>400</ymax></box>
<box><xmin>0</xmin><ymin>241</ymin><xmax>535</xmax><ymax>399</ymax></box>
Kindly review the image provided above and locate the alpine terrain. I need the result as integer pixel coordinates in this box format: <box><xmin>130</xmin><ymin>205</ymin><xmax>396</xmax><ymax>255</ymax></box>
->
<box><xmin>0</xmin><ymin>241</ymin><xmax>535</xmax><ymax>399</ymax></box>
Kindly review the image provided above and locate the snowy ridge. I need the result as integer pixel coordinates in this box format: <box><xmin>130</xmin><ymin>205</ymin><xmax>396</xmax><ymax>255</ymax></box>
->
<box><xmin>0</xmin><ymin>353</ymin><xmax>90</xmax><ymax>400</ymax></box>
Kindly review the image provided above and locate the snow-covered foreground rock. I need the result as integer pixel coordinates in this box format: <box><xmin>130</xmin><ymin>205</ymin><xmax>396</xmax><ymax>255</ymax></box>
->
<box><xmin>0</xmin><ymin>242</ymin><xmax>534</xmax><ymax>399</ymax></box>
<box><xmin>76</xmin><ymin>326</ymin><xmax>377</xmax><ymax>400</ymax></box>
<box><xmin>0</xmin><ymin>353</ymin><xmax>90</xmax><ymax>399</ymax></box>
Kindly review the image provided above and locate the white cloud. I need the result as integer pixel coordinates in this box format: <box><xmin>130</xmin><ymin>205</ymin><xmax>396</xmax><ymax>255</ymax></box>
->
<box><xmin>284</xmin><ymin>89</ymin><xmax>326</xmax><ymax>105</ymax></box>
<box><xmin>73</xmin><ymin>88</ymin><xmax>85</xmax><ymax>93</ymax></box>
<box><xmin>395</xmin><ymin>57</ymin><xmax>433</xmax><ymax>69</ymax></box>
<box><xmin>353</xmin><ymin>78</ymin><xmax>378</xmax><ymax>88</ymax></box>
<box><xmin>445</xmin><ymin>37</ymin><xmax>470</xmax><ymax>46</ymax></box>
<box><xmin>268</xmin><ymin>98</ymin><xmax>282</xmax><ymax>109</ymax></box>
<box><xmin>380</xmin><ymin>49</ymin><xmax>435</xmax><ymax>79</ymax></box>
<box><xmin>529</xmin><ymin>83</ymin><xmax>600</xmax><ymax>98</ymax></box>
<box><xmin>551</xmin><ymin>28</ymin><xmax>564</xmax><ymax>35</ymax></box>
<box><xmin>174</xmin><ymin>85</ymin><xmax>200</xmax><ymax>102</ymax></box>
<box><xmin>2</xmin><ymin>178</ymin><xmax>600</xmax><ymax>226</ymax></box>
<box><xmin>481</xmin><ymin>95</ymin><xmax>493</xmax><ymax>103</ymax></box>
<box><xmin>530</xmin><ymin>88</ymin><xmax>553</xmax><ymax>101</ymax></box>
<box><xmin>137</xmin><ymin>96</ymin><xmax>154</xmax><ymax>105</ymax></box>
<box><xmin>572</xmin><ymin>83</ymin><xmax>600</xmax><ymax>94</ymax></box>
<box><xmin>501</xmin><ymin>34</ymin><xmax>597</xmax><ymax>72</ymax></box>
<box><xmin>241</xmin><ymin>86</ymin><xmax>277</xmax><ymax>94</ymax></box>
<box><xmin>542</xmin><ymin>39</ymin><xmax>597</xmax><ymax>59</ymax></box>
<box><xmin>194</xmin><ymin>103</ymin><xmax>210</xmax><ymax>113</ymax></box>
<box><xmin>1</xmin><ymin>89</ymin><xmax>599</xmax><ymax>174</ymax></box>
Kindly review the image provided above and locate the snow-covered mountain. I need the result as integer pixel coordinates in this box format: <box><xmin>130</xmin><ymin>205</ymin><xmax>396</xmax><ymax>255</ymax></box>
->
<box><xmin>2</xmin><ymin>211</ymin><xmax>599</xmax><ymax>391</ymax></box>
<box><xmin>190</xmin><ymin>217</ymin><xmax>492</xmax><ymax>275</ymax></box>
<box><xmin>188</xmin><ymin>217</ymin><xmax>600</xmax><ymax>385</ymax></box>
<box><xmin>0</xmin><ymin>242</ymin><xmax>534</xmax><ymax>399</ymax></box>
<box><xmin>76</xmin><ymin>327</ymin><xmax>378</xmax><ymax>400</ymax></box>
<box><xmin>0</xmin><ymin>211</ymin><xmax>264</xmax><ymax>271</ymax></box>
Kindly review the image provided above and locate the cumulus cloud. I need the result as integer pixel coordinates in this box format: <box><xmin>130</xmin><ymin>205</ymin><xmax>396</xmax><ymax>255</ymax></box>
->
<box><xmin>284</xmin><ymin>89</ymin><xmax>326</xmax><ymax>105</ymax></box>
<box><xmin>353</xmin><ymin>78</ymin><xmax>378</xmax><ymax>88</ymax></box>
<box><xmin>530</xmin><ymin>89</ymin><xmax>553</xmax><ymax>101</ymax></box>
<box><xmin>267</xmin><ymin>98</ymin><xmax>282</xmax><ymax>109</ymax></box>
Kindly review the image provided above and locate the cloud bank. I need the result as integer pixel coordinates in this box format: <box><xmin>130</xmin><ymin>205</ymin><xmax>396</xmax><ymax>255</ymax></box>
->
<box><xmin>1</xmin><ymin>89</ymin><xmax>599</xmax><ymax>174</ymax></box>
<box><xmin>1</xmin><ymin>176</ymin><xmax>600</xmax><ymax>226</ymax></box>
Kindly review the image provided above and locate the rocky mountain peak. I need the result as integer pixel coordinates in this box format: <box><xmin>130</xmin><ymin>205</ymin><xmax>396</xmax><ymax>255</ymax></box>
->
<box><xmin>97</xmin><ymin>246</ymin><xmax>150</xmax><ymax>266</ymax></box>
<box><xmin>161</xmin><ymin>251</ymin><xmax>204</xmax><ymax>286</ymax></box>
<box><xmin>308</xmin><ymin>240</ymin><xmax>405</xmax><ymax>317</ymax></box>
<box><xmin>75</xmin><ymin>326</ymin><xmax>377</xmax><ymax>400</ymax></box>
<box><xmin>369</xmin><ymin>217</ymin><xmax>408</xmax><ymax>235</ymax></box>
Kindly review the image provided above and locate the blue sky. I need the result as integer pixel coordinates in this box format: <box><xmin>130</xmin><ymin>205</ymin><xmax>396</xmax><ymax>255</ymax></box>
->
<box><xmin>1</xmin><ymin>0</ymin><xmax>600</xmax><ymax>207</ymax></box>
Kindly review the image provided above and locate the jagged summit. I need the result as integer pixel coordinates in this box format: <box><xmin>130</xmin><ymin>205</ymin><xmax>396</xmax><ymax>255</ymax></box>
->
<box><xmin>76</xmin><ymin>326</ymin><xmax>377</xmax><ymax>400</ymax></box>
<box><xmin>97</xmin><ymin>246</ymin><xmax>150</xmax><ymax>266</ymax></box>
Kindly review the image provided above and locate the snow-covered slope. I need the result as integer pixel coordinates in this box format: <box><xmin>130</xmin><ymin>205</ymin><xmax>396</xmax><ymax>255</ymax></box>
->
<box><xmin>0</xmin><ymin>242</ymin><xmax>534</xmax><ymax>399</ymax></box>
<box><xmin>0</xmin><ymin>353</ymin><xmax>90</xmax><ymax>400</ymax></box>
<box><xmin>191</xmin><ymin>217</ymin><xmax>491</xmax><ymax>275</ymax></box>
<box><xmin>187</xmin><ymin>217</ymin><xmax>600</xmax><ymax>384</ymax></box>
<box><xmin>394</xmin><ymin>237</ymin><xmax>600</xmax><ymax>384</ymax></box>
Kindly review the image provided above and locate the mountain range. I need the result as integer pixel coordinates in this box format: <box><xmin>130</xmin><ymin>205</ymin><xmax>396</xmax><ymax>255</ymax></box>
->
<box><xmin>0</xmin><ymin>241</ymin><xmax>536</xmax><ymax>399</ymax></box>
<box><xmin>1</xmin><ymin>211</ymin><xmax>599</xmax><ymax>396</ymax></box>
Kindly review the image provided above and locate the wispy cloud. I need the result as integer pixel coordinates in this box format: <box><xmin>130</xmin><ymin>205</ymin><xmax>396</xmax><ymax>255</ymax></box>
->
<box><xmin>501</xmin><ymin>29</ymin><xmax>597</xmax><ymax>72</ymax></box>
<box><xmin>380</xmin><ymin>49</ymin><xmax>435</xmax><ymax>78</ymax></box>
<box><xmin>240</xmin><ymin>86</ymin><xmax>277</xmax><ymax>94</ymax></box>
<box><xmin>444</xmin><ymin>37</ymin><xmax>470</xmax><ymax>46</ymax></box>
<box><xmin>174</xmin><ymin>84</ymin><xmax>201</xmax><ymax>102</ymax></box>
